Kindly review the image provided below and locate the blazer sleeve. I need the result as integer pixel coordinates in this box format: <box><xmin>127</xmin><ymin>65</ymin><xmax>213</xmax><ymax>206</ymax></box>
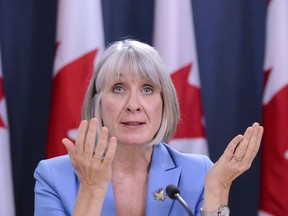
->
<box><xmin>34</xmin><ymin>160</ymin><xmax>68</xmax><ymax>216</ymax></box>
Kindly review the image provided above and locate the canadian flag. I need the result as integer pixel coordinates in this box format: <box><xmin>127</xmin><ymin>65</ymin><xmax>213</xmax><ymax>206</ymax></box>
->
<box><xmin>153</xmin><ymin>0</ymin><xmax>208</xmax><ymax>154</ymax></box>
<box><xmin>0</xmin><ymin>47</ymin><xmax>15</xmax><ymax>215</ymax></box>
<box><xmin>47</xmin><ymin>0</ymin><xmax>104</xmax><ymax>158</ymax></box>
<box><xmin>259</xmin><ymin>0</ymin><xmax>288</xmax><ymax>215</ymax></box>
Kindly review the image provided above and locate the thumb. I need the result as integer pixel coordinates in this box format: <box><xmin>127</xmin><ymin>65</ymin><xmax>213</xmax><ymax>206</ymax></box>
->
<box><xmin>62</xmin><ymin>138</ymin><xmax>76</xmax><ymax>160</ymax></box>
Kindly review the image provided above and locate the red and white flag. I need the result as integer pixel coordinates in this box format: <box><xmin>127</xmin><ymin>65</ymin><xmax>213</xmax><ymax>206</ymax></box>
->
<box><xmin>0</xmin><ymin>47</ymin><xmax>15</xmax><ymax>215</ymax></box>
<box><xmin>153</xmin><ymin>0</ymin><xmax>208</xmax><ymax>154</ymax></box>
<box><xmin>260</xmin><ymin>0</ymin><xmax>288</xmax><ymax>215</ymax></box>
<box><xmin>47</xmin><ymin>0</ymin><xmax>104</xmax><ymax>158</ymax></box>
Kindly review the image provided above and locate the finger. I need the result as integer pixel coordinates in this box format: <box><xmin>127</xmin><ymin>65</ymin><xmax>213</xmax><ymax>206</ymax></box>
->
<box><xmin>93</xmin><ymin>127</ymin><xmax>109</xmax><ymax>160</ymax></box>
<box><xmin>62</xmin><ymin>138</ymin><xmax>76</xmax><ymax>161</ymax></box>
<box><xmin>256</xmin><ymin>125</ymin><xmax>264</xmax><ymax>146</ymax></box>
<box><xmin>83</xmin><ymin>118</ymin><xmax>99</xmax><ymax>157</ymax></box>
<box><xmin>220</xmin><ymin>134</ymin><xmax>243</xmax><ymax>162</ymax></box>
<box><xmin>102</xmin><ymin>136</ymin><xmax>117</xmax><ymax>165</ymax></box>
<box><xmin>243</xmin><ymin>123</ymin><xmax>264</xmax><ymax>162</ymax></box>
<box><xmin>233</xmin><ymin>125</ymin><xmax>254</xmax><ymax>159</ymax></box>
<box><xmin>75</xmin><ymin>120</ymin><xmax>89</xmax><ymax>157</ymax></box>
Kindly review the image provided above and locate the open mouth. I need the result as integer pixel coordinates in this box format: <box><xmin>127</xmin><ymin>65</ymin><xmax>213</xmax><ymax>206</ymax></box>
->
<box><xmin>121</xmin><ymin>122</ymin><xmax>145</xmax><ymax>126</ymax></box>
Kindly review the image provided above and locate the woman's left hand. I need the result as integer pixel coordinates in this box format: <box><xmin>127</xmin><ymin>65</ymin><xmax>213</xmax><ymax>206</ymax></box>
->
<box><xmin>203</xmin><ymin>122</ymin><xmax>264</xmax><ymax>210</ymax></box>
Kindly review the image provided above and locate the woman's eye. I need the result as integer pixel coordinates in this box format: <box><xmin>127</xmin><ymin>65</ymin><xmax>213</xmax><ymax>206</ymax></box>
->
<box><xmin>142</xmin><ymin>86</ymin><xmax>153</xmax><ymax>95</ymax></box>
<box><xmin>112</xmin><ymin>85</ymin><xmax>125</xmax><ymax>93</ymax></box>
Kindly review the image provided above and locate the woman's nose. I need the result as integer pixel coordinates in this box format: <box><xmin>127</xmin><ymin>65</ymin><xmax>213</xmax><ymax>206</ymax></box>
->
<box><xmin>125</xmin><ymin>92</ymin><xmax>141</xmax><ymax>112</ymax></box>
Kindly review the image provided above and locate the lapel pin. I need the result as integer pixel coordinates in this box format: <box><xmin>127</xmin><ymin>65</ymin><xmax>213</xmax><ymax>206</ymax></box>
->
<box><xmin>153</xmin><ymin>187</ymin><xmax>167</xmax><ymax>201</ymax></box>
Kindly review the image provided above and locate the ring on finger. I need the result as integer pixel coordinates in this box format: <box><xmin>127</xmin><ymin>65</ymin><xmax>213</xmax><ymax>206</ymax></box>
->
<box><xmin>233</xmin><ymin>155</ymin><xmax>243</xmax><ymax>161</ymax></box>
<box><xmin>94</xmin><ymin>153</ymin><xmax>105</xmax><ymax>160</ymax></box>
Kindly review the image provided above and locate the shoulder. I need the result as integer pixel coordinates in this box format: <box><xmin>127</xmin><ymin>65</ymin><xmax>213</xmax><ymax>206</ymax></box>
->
<box><xmin>34</xmin><ymin>155</ymin><xmax>78</xmax><ymax>215</ymax></box>
<box><xmin>34</xmin><ymin>155</ymin><xmax>76</xmax><ymax>188</ymax></box>
<box><xmin>35</xmin><ymin>155</ymin><xmax>74</xmax><ymax>176</ymax></box>
<box><xmin>162</xmin><ymin>143</ymin><xmax>214</xmax><ymax>171</ymax></box>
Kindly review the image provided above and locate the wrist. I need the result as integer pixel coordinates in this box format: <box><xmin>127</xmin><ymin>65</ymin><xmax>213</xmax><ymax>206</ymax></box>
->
<box><xmin>200</xmin><ymin>205</ymin><xmax>230</xmax><ymax>216</ymax></box>
<box><xmin>203</xmin><ymin>184</ymin><xmax>229</xmax><ymax>211</ymax></box>
<box><xmin>205</xmin><ymin>176</ymin><xmax>232</xmax><ymax>191</ymax></box>
<box><xmin>78</xmin><ymin>184</ymin><xmax>108</xmax><ymax>199</ymax></box>
<box><xmin>73</xmin><ymin>185</ymin><xmax>107</xmax><ymax>216</ymax></box>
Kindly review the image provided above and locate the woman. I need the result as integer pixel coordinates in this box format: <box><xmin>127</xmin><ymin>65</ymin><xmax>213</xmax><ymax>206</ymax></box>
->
<box><xmin>34</xmin><ymin>39</ymin><xmax>263</xmax><ymax>216</ymax></box>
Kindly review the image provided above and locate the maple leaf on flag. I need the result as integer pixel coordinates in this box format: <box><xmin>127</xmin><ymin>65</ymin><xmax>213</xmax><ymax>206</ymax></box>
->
<box><xmin>46</xmin><ymin>0</ymin><xmax>104</xmax><ymax>158</ymax></box>
<box><xmin>154</xmin><ymin>0</ymin><xmax>208</xmax><ymax>154</ymax></box>
<box><xmin>171</xmin><ymin>64</ymin><xmax>205</xmax><ymax>139</ymax></box>
<box><xmin>260</xmin><ymin>0</ymin><xmax>288</xmax><ymax>214</ymax></box>
<box><xmin>47</xmin><ymin>49</ymin><xmax>98</xmax><ymax>157</ymax></box>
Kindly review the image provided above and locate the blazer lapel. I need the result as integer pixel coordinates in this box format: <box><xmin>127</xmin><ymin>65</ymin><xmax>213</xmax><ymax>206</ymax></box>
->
<box><xmin>145</xmin><ymin>144</ymin><xmax>182</xmax><ymax>216</ymax></box>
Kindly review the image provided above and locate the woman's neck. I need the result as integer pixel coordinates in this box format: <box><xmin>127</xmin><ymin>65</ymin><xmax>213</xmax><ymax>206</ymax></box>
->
<box><xmin>110</xmin><ymin>144</ymin><xmax>153</xmax><ymax>216</ymax></box>
<box><xmin>112</xmin><ymin>144</ymin><xmax>153</xmax><ymax>174</ymax></box>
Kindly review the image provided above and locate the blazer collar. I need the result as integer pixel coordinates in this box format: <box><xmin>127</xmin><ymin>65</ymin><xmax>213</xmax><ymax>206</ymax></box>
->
<box><xmin>93</xmin><ymin>143</ymin><xmax>182</xmax><ymax>216</ymax></box>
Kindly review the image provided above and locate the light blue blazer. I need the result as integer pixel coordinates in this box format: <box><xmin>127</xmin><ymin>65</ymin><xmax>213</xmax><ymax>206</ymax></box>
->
<box><xmin>34</xmin><ymin>143</ymin><xmax>213</xmax><ymax>216</ymax></box>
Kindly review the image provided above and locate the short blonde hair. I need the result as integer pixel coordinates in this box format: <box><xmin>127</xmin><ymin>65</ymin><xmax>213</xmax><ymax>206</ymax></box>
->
<box><xmin>82</xmin><ymin>39</ymin><xmax>180</xmax><ymax>145</ymax></box>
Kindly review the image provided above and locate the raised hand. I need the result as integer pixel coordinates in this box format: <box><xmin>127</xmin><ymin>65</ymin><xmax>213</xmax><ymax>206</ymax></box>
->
<box><xmin>203</xmin><ymin>122</ymin><xmax>264</xmax><ymax>211</ymax></box>
<box><xmin>62</xmin><ymin>118</ymin><xmax>117</xmax><ymax>215</ymax></box>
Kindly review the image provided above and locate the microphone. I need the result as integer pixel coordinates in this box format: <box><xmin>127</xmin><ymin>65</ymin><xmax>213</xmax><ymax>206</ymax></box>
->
<box><xmin>165</xmin><ymin>184</ymin><xmax>194</xmax><ymax>216</ymax></box>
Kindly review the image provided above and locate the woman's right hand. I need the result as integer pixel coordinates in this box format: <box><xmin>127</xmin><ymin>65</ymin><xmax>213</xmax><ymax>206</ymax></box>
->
<box><xmin>62</xmin><ymin>118</ymin><xmax>117</xmax><ymax>196</ymax></box>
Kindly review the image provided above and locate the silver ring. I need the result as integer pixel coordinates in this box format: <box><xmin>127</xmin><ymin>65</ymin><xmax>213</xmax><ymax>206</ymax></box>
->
<box><xmin>94</xmin><ymin>153</ymin><xmax>105</xmax><ymax>160</ymax></box>
<box><xmin>233</xmin><ymin>155</ymin><xmax>243</xmax><ymax>161</ymax></box>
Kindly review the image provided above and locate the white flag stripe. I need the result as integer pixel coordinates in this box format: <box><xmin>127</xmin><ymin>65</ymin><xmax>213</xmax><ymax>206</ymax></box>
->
<box><xmin>258</xmin><ymin>210</ymin><xmax>273</xmax><ymax>216</ymax></box>
<box><xmin>169</xmin><ymin>138</ymin><xmax>208</xmax><ymax>155</ymax></box>
<box><xmin>154</xmin><ymin>0</ymin><xmax>200</xmax><ymax>87</ymax></box>
<box><xmin>53</xmin><ymin>0</ymin><xmax>104</xmax><ymax>75</ymax></box>
<box><xmin>0</xmin><ymin>46</ymin><xmax>15</xmax><ymax>216</ymax></box>
<box><xmin>0</xmin><ymin>129</ymin><xmax>15</xmax><ymax>216</ymax></box>
<box><xmin>263</xmin><ymin>0</ymin><xmax>288</xmax><ymax>104</ymax></box>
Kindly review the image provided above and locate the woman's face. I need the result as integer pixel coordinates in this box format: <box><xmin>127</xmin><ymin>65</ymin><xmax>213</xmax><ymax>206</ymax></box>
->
<box><xmin>100</xmin><ymin>71</ymin><xmax>163</xmax><ymax>146</ymax></box>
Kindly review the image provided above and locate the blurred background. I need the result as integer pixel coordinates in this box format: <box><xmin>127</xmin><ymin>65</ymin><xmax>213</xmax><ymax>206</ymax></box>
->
<box><xmin>1</xmin><ymin>0</ymin><xmax>286</xmax><ymax>216</ymax></box>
